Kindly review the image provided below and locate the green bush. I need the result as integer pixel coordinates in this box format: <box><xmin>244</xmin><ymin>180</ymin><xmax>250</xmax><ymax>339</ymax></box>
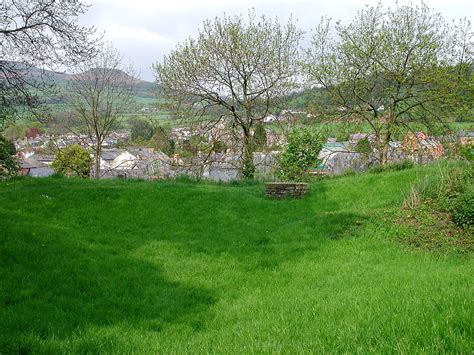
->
<box><xmin>0</xmin><ymin>135</ymin><xmax>19</xmax><ymax>177</ymax></box>
<box><xmin>354</xmin><ymin>137</ymin><xmax>372</xmax><ymax>154</ymax></box>
<box><xmin>453</xmin><ymin>190</ymin><xmax>474</xmax><ymax>229</ymax></box>
<box><xmin>52</xmin><ymin>144</ymin><xmax>91</xmax><ymax>178</ymax></box>
<box><xmin>129</xmin><ymin>117</ymin><xmax>154</xmax><ymax>141</ymax></box>
<box><xmin>277</xmin><ymin>128</ymin><xmax>324</xmax><ymax>181</ymax></box>
<box><xmin>458</xmin><ymin>144</ymin><xmax>473</xmax><ymax>161</ymax></box>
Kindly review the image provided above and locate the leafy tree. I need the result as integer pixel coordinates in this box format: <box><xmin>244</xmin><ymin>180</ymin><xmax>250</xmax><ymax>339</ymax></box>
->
<box><xmin>52</xmin><ymin>144</ymin><xmax>91</xmax><ymax>178</ymax></box>
<box><xmin>0</xmin><ymin>135</ymin><xmax>18</xmax><ymax>177</ymax></box>
<box><xmin>278</xmin><ymin>128</ymin><xmax>324</xmax><ymax>181</ymax></box>
<box><xmin>155</xmin><ymin>11</ymin><xmax>303</xmax><ymax>178</ymax></box>
<box><xmin>65</xmin><ymin>44</ymin><xmax>136</xmax><ymax>178</ymax></box>
<box><xmin>307</xmin><ymin>3</ymin><xmax>472</xmax><ymax>164</ymax></box>
<box><xmin>1</xmin><ymin>124</ymin><xmax>27</xmax><ymax>141</ymax></box>
<box><xmin>129</xmin><ymin>117</ymin><xmax>154</xmax><ymax>142</ymax></box>
<box><xmin>1</xmin><ymin>0</ymin><xmax>98</xmax><ymax>128</ymax></box>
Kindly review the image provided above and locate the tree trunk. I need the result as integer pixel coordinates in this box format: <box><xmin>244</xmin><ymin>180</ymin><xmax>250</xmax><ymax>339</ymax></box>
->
<box><xmin>377</xmin><ymin>127</ymin><xmax>391</xmax><ymax>165</ymax></box>
<box><xmin>379</xmin><ymin>143</ymin><xmax>389</xmax><ymax>165</ymax></box>
<box><xmin>94</xmin><ymin>144</ymin><xmax>102</xmax><ymax>179</ymax></box>
<box><xmin>241</xmin><ymin>135</ymin><xmax>255</xmax><ymax>179</ymax></box>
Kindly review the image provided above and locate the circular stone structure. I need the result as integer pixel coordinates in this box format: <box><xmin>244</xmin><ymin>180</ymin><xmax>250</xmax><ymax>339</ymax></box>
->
<box><xmin>265</xmin><ymin>182</ymin><xmax>309</xmax><ymax>199</ymax></box>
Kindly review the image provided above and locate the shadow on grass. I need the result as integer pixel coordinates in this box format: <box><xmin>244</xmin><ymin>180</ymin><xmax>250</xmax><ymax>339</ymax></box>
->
<box><xmin>0</xmin><ymin>212</ymin><xmax>215</xmax><ymax>353</ymax></box>
<box><xmin>0</xmin><ymin>178</ymin><xmax>368</xmax><ymax>351</ymax></box>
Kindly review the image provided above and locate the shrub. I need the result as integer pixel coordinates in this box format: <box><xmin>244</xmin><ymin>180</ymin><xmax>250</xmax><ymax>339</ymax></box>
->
<box><xmin>277</xmin><ymin>128</ymin><xmax>324</xmax><ymax>181</ymax></box>
<box><xmin>354</xmin><ymin>137</ymin><xmax>372</xmax><ymax>154</ymax></box>
<box><xmin>129</xmin><ymin>117</ymin><xmax>154</xmax><ymax>141</ymax></box>
<box><xmin>0</xmin><ymin>135</ymin><xmax>19</xmax><ymax>177</ymax></box>
<box><xmin>52</xmin><ymin>144</ymin><xmax>91</xmax><ymax>178</ymax></box>
<box><xmin>458</xmin><ymin>144</ymin><xmax>473</xmax><ymax>162</ymax></box>
<box><xmin>453</xmin><ymin>190</ymin><xmax>474</xmax><ymax>229</ymax></box>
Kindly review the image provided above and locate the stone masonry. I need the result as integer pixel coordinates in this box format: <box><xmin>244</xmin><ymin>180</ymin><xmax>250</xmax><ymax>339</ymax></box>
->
<box><xmin>265</xmin><ymin>182</ymin><xmax>309</xmax><ymax>199</ymax></box>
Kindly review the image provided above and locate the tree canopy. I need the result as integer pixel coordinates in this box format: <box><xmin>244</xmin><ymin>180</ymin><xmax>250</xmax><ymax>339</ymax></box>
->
<box><xmin>307</xmin><ymin>3</ymin><xmax>473</xmax><ymax>164</ymax></box>
<box><xmin>155</xmin><ymin>11</ymin><xmax>303</xmax><ymax>178</ymax></box>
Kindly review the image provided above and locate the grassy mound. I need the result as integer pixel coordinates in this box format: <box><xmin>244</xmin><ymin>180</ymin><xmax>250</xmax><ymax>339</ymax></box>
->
<box><xmin>0</xmin><ymin>166</ymin><xmax>473</xmax><ymax>352</ymax></box>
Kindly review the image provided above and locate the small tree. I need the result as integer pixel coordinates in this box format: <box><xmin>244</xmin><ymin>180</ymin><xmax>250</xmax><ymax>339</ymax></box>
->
<box><xmin>66</xmin><ymin>44</ymin><xmax>136</xmax><ymax>178</ymax></box>
<box><xmin>278</xmin><ymin>128</ymin><xmax>324</xmax><ymax>181</ymax></box>
<box><xmin>0</xmin><ymin>135</ymin><xmax>18</xmax><ymax>177</ymax></box>
<box><xmin>307</xmin><ymin>3</ymin><xmax>472</xmax><ymax>164</ymax></box>
<box><xmin>52</xmin><ymin>144</ymin><xmax>91</xmax><ymax>178</ymax></box>
<box><xmin>155</xmin><ymin>11</ymin><xmax>303</xmax><ymax>178</ymax></box>
<box><xmin>129</xmin><ymin>117</ymin><xmax>154</xmax><ymax>142</ymax></box>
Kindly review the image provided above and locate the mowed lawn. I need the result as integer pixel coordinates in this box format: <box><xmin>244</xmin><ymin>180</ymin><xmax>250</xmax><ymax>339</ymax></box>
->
<box><xmin>0</xmin><ymin>169</ymin><xmax>472</xmax><ymax>353</ymax></box>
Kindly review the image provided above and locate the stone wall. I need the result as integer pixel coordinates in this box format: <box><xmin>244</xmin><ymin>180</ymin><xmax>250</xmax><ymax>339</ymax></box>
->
<box><xmin>265</xmin><ymin>182</ymin><xmax>309</xmax><ymax>199</ymax></box>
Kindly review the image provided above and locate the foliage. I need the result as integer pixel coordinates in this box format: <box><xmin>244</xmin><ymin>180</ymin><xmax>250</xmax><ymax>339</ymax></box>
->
<box><xmin>458</xmin><ymin>144</ymin><xmax>474</xmax><ymax>161</ymax></box>
<box><xmin>1</xmin><ymin>124</ymin><xmax>27</xmax><ymax>142</ymax></box>
<box><xmin>404</xmin><ymin>161</ymin><xmax>473</xmax><ymax>228</ymax></box>
<box><xmin>52</xmin><ymin>144</ymin><xmax>91</xmax><ymax>178</ymax></box>
<box><xmin>129</xmin><ymin>117</ymin><xmax>154</xmax><ymax>142</ymax></box>
<box><xmin>453</xmin><ymin>189</ymin><xmax>474</xmax><ymax>229</ymax></box>
<box><xmin>155</xmin><ymin>10</ymin><xmax>303</xmax><ymax>178</ymax></box>
<box><xmin>278</xmin><ymin>128</ymin><xmax>324</xmax><ymax>181</ymax></box>
<box><xmin>307</xmin><ymin>3</ymin><xmax>473</xmax><ymax>164</ymax></box>
<box><xmin>0</xmin><ymin>135</ymin><xmax>18</xmax><ymax>177</ymax></box>
<box><xmin>0</xmin><ymin>167</ymin><xmax>473</xmax><ymax>352</ymax></box>
<box><xmin>353</xmin><ymin>137</ymin><xmax>372</xmax><ymax>155</ymax></box>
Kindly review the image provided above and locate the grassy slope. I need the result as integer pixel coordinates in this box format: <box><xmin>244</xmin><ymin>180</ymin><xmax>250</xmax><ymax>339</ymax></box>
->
<box><xmin>0</xmin><ymin>168</ymin><xmax>472</xmax><ymax>353</ymax></box>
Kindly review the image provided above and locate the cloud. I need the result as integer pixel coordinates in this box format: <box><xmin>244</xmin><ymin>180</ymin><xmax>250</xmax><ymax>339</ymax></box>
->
<box><xmin>81</xmin><ymin>0</ymin><xmax>473</xmax><ymax>81</ymax></box>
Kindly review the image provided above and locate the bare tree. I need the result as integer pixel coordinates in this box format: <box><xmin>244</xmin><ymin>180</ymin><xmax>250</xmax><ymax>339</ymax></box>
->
<box><xmin>307</xmin><ymin>3</ymin><xmax>473</xmax><ymax>164</ymax></box>
<box><xmin>154</xmin><ymin>11</ymin><xmax>303</xmax><ymax>178</ymax></box>
<box><xmin>0</xmin><ymin>0</ymin><xmax>99</xmax><ymax>128</ymax></box>
<box><xmin>66</xmin><ymin>44</ymin><xmax>136</xmax><ymax>178</ymax></box>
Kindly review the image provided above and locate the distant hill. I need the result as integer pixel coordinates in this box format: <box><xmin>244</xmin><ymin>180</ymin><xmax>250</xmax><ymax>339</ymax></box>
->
<box><xmin>2</xmin><ymin>61</ymin><xmax>156</xmax><ymax>99</ymax></box>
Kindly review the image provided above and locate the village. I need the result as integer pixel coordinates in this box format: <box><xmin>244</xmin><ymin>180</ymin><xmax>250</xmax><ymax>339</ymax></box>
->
<box><xmin>15</xmin><ymin>115</ymin><xmax>474</xmax><ymax>180</ymax></box>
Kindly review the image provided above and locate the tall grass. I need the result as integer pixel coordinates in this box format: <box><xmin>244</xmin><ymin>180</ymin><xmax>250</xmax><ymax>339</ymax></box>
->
<box><xmin>1</xmin><ymin>168</ymin><xmax>473</xmax><ymax>353</ymax></box>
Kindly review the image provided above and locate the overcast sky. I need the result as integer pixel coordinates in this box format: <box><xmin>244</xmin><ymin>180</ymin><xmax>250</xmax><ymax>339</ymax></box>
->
<box><xmin>80</xmin><ymin>0</ymin><xmax>474</xmax><ymax>81</ymax></box>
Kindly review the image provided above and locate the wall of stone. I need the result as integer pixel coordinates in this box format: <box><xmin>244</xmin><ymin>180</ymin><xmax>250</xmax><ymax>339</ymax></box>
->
<box><xmin>265</xmin><ymin>182</ymin><xmax>309</xmax><ymax>199</ymax></box>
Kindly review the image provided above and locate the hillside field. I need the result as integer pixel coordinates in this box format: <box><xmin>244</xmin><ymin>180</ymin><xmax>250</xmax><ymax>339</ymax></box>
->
<box><xmin>0</xmin><ymin>167</ymin><xmax>473</xmax><ymax>353</ymax></box>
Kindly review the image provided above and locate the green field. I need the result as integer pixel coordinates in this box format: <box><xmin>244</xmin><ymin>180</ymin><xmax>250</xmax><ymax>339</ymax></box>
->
<box><xmin>1</xmin><ymin>167</ymin><xmax>473</xmax><ymax>352</ymax></box>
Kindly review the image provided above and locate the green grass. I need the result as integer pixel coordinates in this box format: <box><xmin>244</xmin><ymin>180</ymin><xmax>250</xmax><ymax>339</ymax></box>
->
<box><xmin>1</xmin><ymin>167</ymin><xmax>473</xmax><ymax>353</ymax></box>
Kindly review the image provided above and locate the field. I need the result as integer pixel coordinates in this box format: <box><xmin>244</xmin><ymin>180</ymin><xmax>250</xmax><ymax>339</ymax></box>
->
<box><xmin>0</xmin><ymin>167</ymin><xmax>473</xmax><ymax>353</ymax></box>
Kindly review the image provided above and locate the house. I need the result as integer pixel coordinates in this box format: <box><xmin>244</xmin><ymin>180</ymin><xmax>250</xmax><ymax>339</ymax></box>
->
<box><xmin>20</xmin><ymin>157</ymin><xmax>54</xmax><ymax>177</ymax></box>
<box><xmin>402</xmin><ymin>132</ymin><xmax>444</xmax><ymax>163</ymax></box>
<box><xmin>28</xmin><ymin>153</ymin><xmax>55</xmax><ymax>165</ymax></box>
<box><xmin>100</xmin><ymin>149</ymin><xmax>138</xmax><ymax>171</ymax></box>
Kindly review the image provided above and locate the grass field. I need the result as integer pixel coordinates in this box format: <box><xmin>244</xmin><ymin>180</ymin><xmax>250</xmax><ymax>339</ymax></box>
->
<box><xmin>0</xmin><ymin>167</ymin><xmax>473</xmax><ymax>353</ymax></box>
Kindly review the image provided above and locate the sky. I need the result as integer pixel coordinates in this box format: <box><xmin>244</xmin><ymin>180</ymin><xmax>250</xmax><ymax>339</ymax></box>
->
<box><xmin>80</xmin><ymin>0</ymin><xmax>474</xmax><ymax>81</ymax></box>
